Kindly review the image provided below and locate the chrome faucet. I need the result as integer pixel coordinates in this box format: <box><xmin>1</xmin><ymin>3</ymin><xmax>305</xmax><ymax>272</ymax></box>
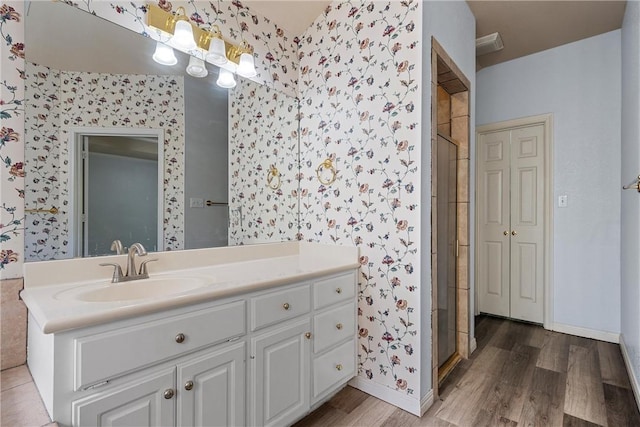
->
<box><xmin>100</xmin><ymin>242</ymin><xmax>157</xmax><ymax>283</ymax></box>
<box><xmin>110</xmin><ymin>239</ymin><xmax>124</xmax><ymax>255</ymax></box>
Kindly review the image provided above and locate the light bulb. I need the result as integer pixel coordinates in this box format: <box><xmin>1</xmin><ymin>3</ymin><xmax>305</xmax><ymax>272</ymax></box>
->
<box><xmin>206</xmin><ymin>37</ymin><xmax>228</xmax><ymax>65</ymax></box>
<box><xmin>171</xmin><ymin>20</ymin><xmax>197</xmax><ymax>51</ymax></box>
<box><xmin>216</xmin><ymin>68</ymin><xmax>236</xmax><ymax>89</ymax></box>
<box><xmin>236</xmin><ymin>52</ymin><xmax>257</xmax><ymax>78</ymax></box>
<box><xmin>186</xmin><ymin>56</ymin><xmax>208</xmax><ymax>78</ymax></box>
<box><xmin>152</xmin><ymin>41</ymin><xmax>178</xmax><ymax>66</ymax></box>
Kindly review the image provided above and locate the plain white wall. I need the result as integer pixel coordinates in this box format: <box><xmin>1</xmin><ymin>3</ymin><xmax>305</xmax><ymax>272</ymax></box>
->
<box><xmin>421</xmin><ymin>0</ymin><xmax>476</xmax><ymax>400</ymax></box>
<box><xmin>621</xmin><ymin>0</ymin><xmax>640</xmax><ymax>394</ymax></box>
<box><xmin>477</xmin><ymin>30</ymin><xmax>622</xmax><ymax>335</ymax></box>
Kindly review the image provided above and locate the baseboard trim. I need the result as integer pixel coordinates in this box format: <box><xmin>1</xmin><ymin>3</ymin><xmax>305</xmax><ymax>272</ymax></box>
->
<box><xmin>349</xmin><ymin>377</ymin><xmax>421</xmax><ymax>416</ymax></box>
<box><xmin>420</xmin><ymin>390</ymin><xmax>434</xmax><ymax>416</ymax></box>
<box><xmin>619</xmin><ymin>334</ymin><xmax>640</xmax><ymax>413</ymax></box>
<box><xmin>550</xmin><ymin>322</ymin><xmax>619</xmax><ymax>343</ymax></box>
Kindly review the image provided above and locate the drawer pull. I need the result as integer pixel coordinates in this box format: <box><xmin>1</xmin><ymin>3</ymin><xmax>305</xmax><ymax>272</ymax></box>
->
<box><xmin>283</xmin><ymin>302</ymin><xmax>290</xmax><ymax>310</ymax></box>
<box><xmin>336</xmin><ymin>323</ymin><xmax>343</xmax><ymax>330</ymax></box>
<box><xmin>336</xmin><ymin>288</ymin><xmax>342</xmax><ymax>294</ymax></box>
<box><xmin>185</xmin><ymin>381</ymin><xmax>194</xmax><ymax>391</ymax></box>
<box><xmin>175</xmin><ymin>333</ymin><xmax>186</xmax><ymax>344</ymax></box>
<box><xmin>305</xmin><ymin>332</ymin><xmax>312</xmax><ymax>339</ymax></box>
<box><xmin>163</xmin><ymin>389</ymin><xmax>175</xmax><ymax>399</ymax></box>
<box><xmin>336</xmin><ymin>364</ymin><xmax>343</xmax><ymax>371</ymax></box>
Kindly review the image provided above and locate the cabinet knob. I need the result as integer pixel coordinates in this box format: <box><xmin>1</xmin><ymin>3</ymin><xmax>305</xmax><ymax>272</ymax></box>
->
<box><xmin>175</xmin><ymin>333</ymin><xmax>186</xmax><ymax>343</ymax></box>
<box><xmin>163</xmin><ymin>389</ymin><xmax>175</xmax><ymax>399</ymax></box>
<box><xmin>336</xmin><ymin>323</ymin><xmax>343</xmax><ymax>330</ymax></box>
<box><xmin>336</xmin><ymin>364</ymin><xmax>343</xmax><ymax>371</ymax></box>
<box><xmin>283</xmin><ymin>302</ymin><xmax>290</xmax><ymax>310</ymax></box>
<box><xmin>184</xmin><ymin>381</ymin><xmax>194</xmax><ymax>391</ymax></box>
<box><xmin>305</xmin><ymin>332</ymin><xmax>312</xmax><ymax>339</ymax></box>
<box><xmin>512</xmin><ymin>230</ymin><xmax>517</xmax><ymax>236</ymax></box>
<box><xmin>503</xmin><ymin>230</ymin><xmax>508</xmax><ymax>236</ymax></box>
<box><xmin>335</xmin><ymin>288</ymin><xmax>342</xmax><ymax>294</ymax></box>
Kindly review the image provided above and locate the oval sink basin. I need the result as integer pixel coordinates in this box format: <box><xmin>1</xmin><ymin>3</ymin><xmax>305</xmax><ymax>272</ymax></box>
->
<box><xmin>56</xmin><ymin>277</ymin><xmax>210</xmax><ymax>302</ymax></box>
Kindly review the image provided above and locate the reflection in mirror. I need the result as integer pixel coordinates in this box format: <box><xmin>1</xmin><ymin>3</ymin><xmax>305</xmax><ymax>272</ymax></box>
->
<box><xmin>71</xmin><ymin>129</ymin><xmax>163</xmax><ymax>258</ymax></box>
<box><xmin>23</xmin><ymin>1</ymin><xmax>299</xmax><ymax>261</ymax></box>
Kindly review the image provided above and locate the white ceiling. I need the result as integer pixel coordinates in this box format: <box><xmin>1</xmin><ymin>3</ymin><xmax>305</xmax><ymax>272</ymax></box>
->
<box><xmin>243</xmin><ymin>1</ymin><xmax>331</xmax><ymax>36</ymax></box>
<box><xmin>243</xmin><ymin>1</ymin><xmax>627</xmax><ymax>69</ymax></box>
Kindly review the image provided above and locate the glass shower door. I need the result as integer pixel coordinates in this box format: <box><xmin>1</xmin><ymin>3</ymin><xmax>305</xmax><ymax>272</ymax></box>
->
<box><xmin>436</xmin><ymin>134</ymin><xmax>458</xmax><ymax>370</ymax></box>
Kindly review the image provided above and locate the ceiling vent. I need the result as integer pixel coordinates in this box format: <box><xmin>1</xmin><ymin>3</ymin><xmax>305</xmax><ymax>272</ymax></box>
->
<box><xmin>476</xmin><ymin>32</ymin><xmax>504</xmax><ymax>56</ymax></box>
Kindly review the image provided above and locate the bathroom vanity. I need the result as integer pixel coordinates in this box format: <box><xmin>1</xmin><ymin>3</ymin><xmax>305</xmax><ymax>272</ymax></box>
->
<box><xmin>21</xmin><ymin>242</ymin><xmax>359</xmax><ymax>427</ymax></box>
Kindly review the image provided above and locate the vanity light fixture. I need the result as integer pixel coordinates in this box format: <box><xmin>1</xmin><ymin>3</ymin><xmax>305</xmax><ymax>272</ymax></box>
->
<box><xmin>152</xmin><ymin>41</ymin><xmax>178</xmax><ymax>66</ymax></box>
<box><xmin>216</xmin><ymin>68</ymin><xmax>237</xmax><ymax>89</ymax></box>
<box><xmin>186</xmin><ymin>56</ymin><xmax>208</xmax><ymax>78</ymax></box>
<box><xmin>147</xmin><ymin>3</ymin><xmax>257</xmax><ymax>88</ymax></box>
<box><xmin>205</xmin><ymin>26</ymin><xmax>228</xmax><ymax>66</ymax></box>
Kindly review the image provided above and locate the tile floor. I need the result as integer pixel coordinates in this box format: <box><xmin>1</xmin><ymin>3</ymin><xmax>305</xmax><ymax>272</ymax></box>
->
<box><xmin>1</xmin><ymin>365</ymin><xmax>56</xmax><ymax>427</ymax></box>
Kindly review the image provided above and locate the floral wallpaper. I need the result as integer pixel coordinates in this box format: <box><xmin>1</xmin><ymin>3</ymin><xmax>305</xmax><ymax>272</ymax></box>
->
<box><xmin>0</xmin><ymin>2</ymin><xmax>25</xmax><ymax>279</ymax></box>
<box><xmin>24</xmin><ymin>63</ymin><xmax>185</xmax><ymax>260</ymax></box>
<box><xmin>228</xmin><ymin>77</ymin><xmax>298</xmax><ymax>245</ymax></box>
<box><xmin>298</xmin><ymin>1</ymin><xmax>423</xmax><ymax>397</ymax></box>
<box><xmin>68</xmin><ymin>0</ymin><xmax>299</xmax><ymax>99</ymax></box>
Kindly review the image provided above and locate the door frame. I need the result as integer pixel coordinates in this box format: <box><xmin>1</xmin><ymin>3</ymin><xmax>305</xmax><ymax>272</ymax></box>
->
<box><xmin>68</xmin><ymin>126</ymin><xmax>165</xmax><ymax>257</ymax></box>
<box><xmin>475</xmin><ymin>113</ymin><xmax>554</xmax><ymax>329</ymax></box>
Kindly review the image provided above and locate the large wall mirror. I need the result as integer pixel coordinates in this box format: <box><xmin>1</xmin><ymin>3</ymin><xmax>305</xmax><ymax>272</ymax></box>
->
<box><xmin>23</xmin><ymin>1</ymin><xmax>300</xmax><ymax>261</ymax></box>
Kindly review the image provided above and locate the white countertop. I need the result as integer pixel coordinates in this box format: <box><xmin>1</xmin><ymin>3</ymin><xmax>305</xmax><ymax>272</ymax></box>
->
<box><xmin>21</xmin><ymin>242</ymin><xmax>359</xmax><ymax>334</ymax></box>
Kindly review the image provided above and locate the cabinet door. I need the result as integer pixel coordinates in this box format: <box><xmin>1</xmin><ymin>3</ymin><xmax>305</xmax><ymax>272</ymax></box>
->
<box><xmin>250</xmin><ymin>319</ymin><xmax>311</xmax><ymax>427</ymax></box>
<box><xmin>177</xmin><ymin>342</ymin><xmax>245</xmax><ymax>427</ymax></box>
<box><xmin>72</xmin><ymin>368</ymin><xmax>175</xmax><ymax>427</ymax></box>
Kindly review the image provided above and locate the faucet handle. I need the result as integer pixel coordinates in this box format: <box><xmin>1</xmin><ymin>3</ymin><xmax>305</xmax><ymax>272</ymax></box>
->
<box><xmin>138</xmin><ymin>258</ymin><xmax>159</xmax><ymax>275</ymax></box>
<box><xmin>100</xmin><ymin>263</ymin><xmax>124</xmax><ymax>283</ymax></box>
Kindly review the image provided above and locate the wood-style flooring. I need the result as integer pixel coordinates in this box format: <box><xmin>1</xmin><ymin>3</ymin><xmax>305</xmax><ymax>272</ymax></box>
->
<box><xmin>294</xmin><ymin>316</ymin><xmax>640</xmax><ymax>427</ymax></box>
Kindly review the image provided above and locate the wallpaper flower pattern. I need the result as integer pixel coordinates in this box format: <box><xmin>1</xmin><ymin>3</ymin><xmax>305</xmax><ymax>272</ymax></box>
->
<box><xmin>68</xmin><ymin>0</ymin><xmax>299</xmax><ymax>98</ymax></box>
<box><xmin>0</xmin><ymin>2</ymin><xmax>25</xmax><ymax>279</ymax></box>
<box><xmin>298</xmin><ymin>0</ymin><xmax>422</xmax><ymax>396</ymax></box>
<box><xmin>228</xmin><ymin>78</ymin><xmax>299</xmax><ymax>245</ymax></box>
<box><xmin>24</xmin><ymin>63</ymin><xmax>185</xmax><ymax>259</ymax></box>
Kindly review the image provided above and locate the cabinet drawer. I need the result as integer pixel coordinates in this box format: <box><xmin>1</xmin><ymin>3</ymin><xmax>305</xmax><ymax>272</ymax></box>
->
<box><xmin>312</xmin><ymin>339</ymin><xmax>355</xmax><ymax>400</ymax></box>
<box><xmin>75</xmin><ymin>300</ymin><xmax>246</xmax><ymax>390</ymax></box>
<box><xmin>250</xmin><ymin>284</ymin><xmax>310</xmax><ymax>331</ymax></box>
<box><xmin>313</xmin><ymin>303</ymin><xmax>355</xmax><ymax>354</ymax></box>
<box><xmin>313</xmin><ymin>272</ymin><xmax>356</xmax><ymax>310</ymax></box>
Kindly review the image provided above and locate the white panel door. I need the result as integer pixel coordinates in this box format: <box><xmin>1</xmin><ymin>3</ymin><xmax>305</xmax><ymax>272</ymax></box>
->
<box><xmin>477</xmin><ymin>124</ymin><xmax>545</xmax><ymax>323</ymax></box>
<box><xmin>250</xmin><ymin>319</ymin><xmax>311</xmax><ymax>427</ymax></box>
<box><xmin>177</xmin><ymin>342</ymin><xmax>245</xmax><ymax>427</ymax></box>
<box><xmin>509</xmin><ymin>125</ymin><xmax>545</xmax><ymax>322</ymax></box>
<box><xmin>477</xmin><ymin>130</ymin><xmax>511</xmax><ymax>317</ymax></box>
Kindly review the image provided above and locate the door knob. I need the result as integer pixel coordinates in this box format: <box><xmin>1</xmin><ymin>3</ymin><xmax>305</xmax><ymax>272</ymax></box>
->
<box><xmin>503</xmin><ymin>230</ymin><xmax>508</xmax><ymax>236</ymax></box>
<box><xmin>512</xmin><ymin>230</ymin><xmax>517</xmax><ymax>236</ymax></box>
<box><xmin>163</xmin><ymin>389</ymin><xmax>175</xmax><ymax>399</ymax></box>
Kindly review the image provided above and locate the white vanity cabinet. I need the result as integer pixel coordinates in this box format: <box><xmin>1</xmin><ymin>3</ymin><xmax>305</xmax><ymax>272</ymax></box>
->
<box><xmin>27</xmin><ymin>269</ymin><xmax>357</xmax><ymax>427</ymax></box>
<box><xmin>248</xmin><ymin>271</ymin><xmax>358</xmax><ymax>427</ymax></box>
<box><xmin>72</xmin><ymin>341</ymin><xmax>245</xmax><ymax>427</ymax></box>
